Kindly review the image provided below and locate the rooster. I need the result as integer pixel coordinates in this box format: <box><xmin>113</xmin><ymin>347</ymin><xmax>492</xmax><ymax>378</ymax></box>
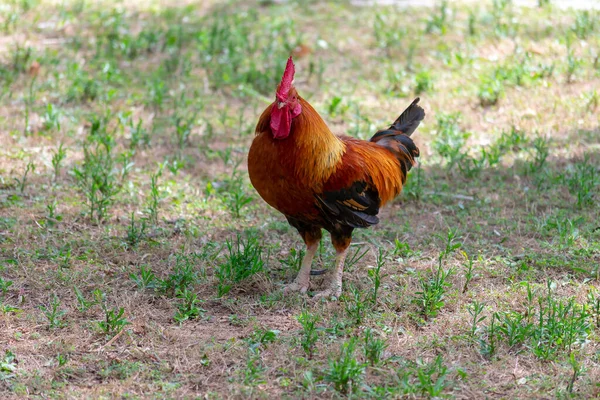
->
<box><xmin>248</xmin><ymin>57</ymin><xmax>424</xmax><ymax>300</ymax></box>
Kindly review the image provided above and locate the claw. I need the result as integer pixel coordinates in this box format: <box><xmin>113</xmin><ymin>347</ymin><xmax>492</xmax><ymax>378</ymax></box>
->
<box><xmin>282</xmin><ymin>281</ymin><xmax>309</xmax><ymax>295</ymax></box>
<box><xmin>311</xmin><ymin>290</ymin><xmax>336</xmax><ymax>301</ymax></box>
<box><xmin>311</xmin><ymin>281</ymin><xmax>342</xmax><ymax>301</ymax></box>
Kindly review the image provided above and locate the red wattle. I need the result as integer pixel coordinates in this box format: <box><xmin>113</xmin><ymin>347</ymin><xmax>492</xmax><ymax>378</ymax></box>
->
<box><xmin>270</xmin><ymin>106</ymin><xmax>292</xmax><ymax>139</ymax></box>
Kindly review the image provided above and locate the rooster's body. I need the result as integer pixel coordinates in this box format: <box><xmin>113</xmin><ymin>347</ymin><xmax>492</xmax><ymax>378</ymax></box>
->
<box><xmin>248</xmin><ymin>58</ymin><xmax>424</xmax><ymax>299</ymax></box>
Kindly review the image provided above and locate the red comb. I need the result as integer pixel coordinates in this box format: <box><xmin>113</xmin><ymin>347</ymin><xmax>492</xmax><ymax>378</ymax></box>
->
<box><xmin>277</xmin><ymin>56</ymin><xmax>295</xmax><ymax>101</ymax></box>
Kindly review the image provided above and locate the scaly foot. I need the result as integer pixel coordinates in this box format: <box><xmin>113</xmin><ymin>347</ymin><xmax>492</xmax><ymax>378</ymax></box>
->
<box><xmin>311</xmin><ymin>278</ymin><xmax>342</xmax><ymax>301</ymax></box>
<box><xmin>282</xmin><ymin>280</ymin><xmax>309</xmax><ymax>295</ymax></box>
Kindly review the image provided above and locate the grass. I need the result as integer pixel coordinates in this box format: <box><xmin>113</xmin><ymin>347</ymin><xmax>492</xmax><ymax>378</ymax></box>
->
<box><xmin>297</xmin><ymin>310</ymin><xmax>320</xmax><ymax>359</ymax></box>
<box><xmin>0</xmin><ymin>0</ymin><xmax>599</xmax><ymax>397</ymax></box>
<box><xmin>324</xmin><ymin>338</ymin><xmax>365</xmax><ymax>395</ymax></box>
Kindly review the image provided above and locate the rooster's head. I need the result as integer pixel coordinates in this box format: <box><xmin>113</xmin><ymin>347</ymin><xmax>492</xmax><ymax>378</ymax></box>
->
<box><xmin>270</xmin><ymin>56</ymin><xmax>302</xmax><ymax>139</ymax></box>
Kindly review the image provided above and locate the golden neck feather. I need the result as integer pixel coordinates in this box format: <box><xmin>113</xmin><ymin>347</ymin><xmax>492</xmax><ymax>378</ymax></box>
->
<box><xmin>291</xmin><ymin>97</ymin><xmax>345</xmax><ymax>185</ymax></box>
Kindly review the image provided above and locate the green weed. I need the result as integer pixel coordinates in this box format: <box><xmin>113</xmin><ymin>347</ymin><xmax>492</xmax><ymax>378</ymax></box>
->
<box><xmin>432</xmin><ymin>113</ymin><xmax>469</xmax><ymax>168</ymax></box>
<box><xmin>57</xmin><ymin>246</ymin><xmax>72</xmax><ymax>269</ymax></box>
<box><xmin>324</xmin><ymin>338</ymin><xmax>365</xmax><ymax>395</ymax></box>
<box><xmin>14</xmin><ymin>161</ymin><xmax>35</xmax><ymax>193</ymax></box>
<box><xmin>526</xmin><ymin>136</ymin><xmax>549</xmax><ymax>174</ymax></box>
<box><xmin>479</xmin><ymin>282</ymin><xmax>592</xmax><ymax>360</ymax></box>
<box><xmin>129</xmin><ymin>117</ymin><xmax>150</xmax><ymax>149</ymax></box>
<box><xmin>39</xmin><ymin>294</ymin><xmax>67</xmax><ymax>329</ymax></box>
<box><xmin>10</xmin><ymin>44</ymin><xmax>33</xmax><ymax>74</ymax></box>
<box><xmin>385</xmin><ymin>67</ymin><xmax>411</xmax><ymax>97</ymax></box>
<box><xmin>0</xmin><ymin>277</ymin><xmax>13</xmax><ymax>298</ymax></box>
<box><xmin>56</xmin><ymin>353</ymin><xmax>68</xmax><ymax>368</ymax></box>
<box><xmin>496</xmin><ymin>311</ymin><xmax>533</xmax><ymax>349</ymax></box>
<box><xmin>373</xmin><ymin>13</ymin><xmax>407</xmax><ymax>58</ymax></box>
<box><xmin>174</xmin><ymin>289</ymin><xmax>206</xmax><ymax>323</ymax></box>
<box><xmin>130</xmin><ymin>265</ymin><xmax>158</xmax><ymax>290</ymax></box>
<box><xmin>368</xmin><ymin>248</ymin><xmax>387</xmax><ymax>305</ymax></box>
<box><xmin>65</xmin><ymin>61</ymin><xmax>100</xmax><ymax>102</ymax></box>
<box><xmin>72</xmin><ymin>125</ymin><xmax>125</xmax><ymax>221</ymax></box>
<box><xmin>215</xmin><ymin>158</ymin><xmax>253</xmax><ymax>218</ymax></box>
<box><xmin>98</xmin><ymin>360</ymin><xmax>141</xmax><ymax>381</ymax></box>
<box><xmin>198</xmin><ymin>10</ymin><xmax>301</xmax><ymax>95</ymax></box>
<box><xmin>344</xmin><ymin>285</ymin><xmax>369</xmax><ymax>326</ymax></box>
<box><xmin>0</xmin><ymin>302</ymin><xmax>21</xmax><ymax>315</ymax></box>
<box><xmin>98</xmin><ymin>304</ymin><xmax>130</xmax><ymax>336</ymax></box>
<box><xmin>394</xmin><ymin>240</ymin><xmax>414</xmax><ymax>258</ymax></box>
<box><xmin>461</xmin><ymin>251</ymin><xmax>476</xmax><ymax>293</ymax></box>
<box><xmin>467</xmin><ymin>301</ymin><xmax>487</xmax><ymax>336</ymax></box>
<box><xmin>571</xmin><ymin>10</ymin><xmax>597</xmax><ymax>39</ymax></box>
<box><xmin>42</xmin><ymin>103</ymin><xmax>61</xmax><ymax>132</ymax></box>
<box><xmin>479</xmin><ymin>312</ymin><xmax>498</xmax><ymax>358</ymax></box>
<box><xmin>566</xmin><ymin>46</ymin><xmax>582</xmax><ymax>83</ymax></box>
<box><xmin>477</xmin><ymin>76</ymin><xmax>504</xmax><ymax>107</ymax></box>
<box><xmin>413</xmin><ymin>263</ymin><xmax>453</xmax><ymax>321</ymax></box>
<box><xmin>566</xmin><ymin>353</ymin><xmax>584</xmax><ymax>394</ymax></box>
<box><xmin>51</xmin><ymin>143</ymin><xmax>67</xmax><ymax>182</ymax></box>
<box><xmin>73</xmin><ymin>287</ymin><xmax>101</xmax><ymax>312</ymax></box>
<box><xmin>530</xmin><ymin>288</ymin><xmax>591</xmax><ymax>360</ymax></box>
<box><xmin>582</xmin><ymin>89</ymin><xmax>599</xmax><ymax>111</ymax></box>
<box><xmin>363</xmin><ymin>328</ymin><xmax>387</xmax><ymax>366</ymax></box>
<box><xmin>246</xmin><ymin>328</ymin><xmax>280</xmax><ymax>353</ymax></box>
<box><xmin>146</xmin><ymin>170</ymin><xmax>162</xmax><ymax>224</ymax></box>
<box><xmin>564</xmin><ymin>156</ymin><xmax>598</xmax><ymax>208</ymax></box>
<box><xmin>414</xmin><ymin>70</ymin><xmax>434</xmax><ymax>94</ymax></box>
<box><xmin>125</xmin><ymin>212</ymin><xmax>146</xmax><ymax>248</ymax></box>
<box><xmin>439</xmin><ymin>227</ymin><xmax>462</xmax><ymax>259</ymax></box>
<box><xmin>0</xmin><ymin>350</ymin><xmax>17</xmax><ymax>381</ymax></box>
<box><xmin>327</xmin><ymin>96</ymin><xmax>348</xmax><ymax>118</ymax></box>
<box><xmin>146</xmin><ymin>74</ymin><xmax>168</xmax><ymax>111</ymax></box>
<box><xmin>297</xmin><ymin>310</ymin><xmax>320</xmax><ymax>359</ymax></box>
<box><xmin>173</xmin><ymin>109</ymin><xmax>197</xmax><ymax>151</ymax></box>
<box><xmin>215</xmin><ymin>232</ymin><xmax>264</xmax><ymax>297</ymax></box>
<box><xmin>544</xmin><ymin>215</ymin><xmax>582</xmax><ymax>248</ymax></box>
<box><xmin>243</xmin><ymin>350</ymin><xmax>265</xmax><ymax>386</ymax></box>
<box><xmin>279</xmin><ymin>247</ymin><xmax>305</xmax><ymax>274</ymax></box>
<box><xmin>467</xmin><ymin>10</ymin><xmax>477</xmax><ymax>36</ymax></box>
<box><xmin>490</xmin><ymin>0</ymin><xmax>516</xmax><ymax>37</ymax></box>
<box><xmin>390</xmin><ymin>356</ymin><xmax>451</xmax><ymax>397</ymax></box>
<box><xmin>414</xmin><ymin>230</ymin><xmax>459</xmax><ymax>319</ymax></box>
<box><xmin>425</xmin><ymin>0</ymin><xmax>450</xmax><ymax>35</ymax></box>
<box><xmin>345</xmin><ymin>246</ymin><xmax>369</xmax><ymax>271</ymax></box>
<box><xmin>160</xmin><ymin>254</ymin><xmax>201</xmax><ymax>297</ymax></box>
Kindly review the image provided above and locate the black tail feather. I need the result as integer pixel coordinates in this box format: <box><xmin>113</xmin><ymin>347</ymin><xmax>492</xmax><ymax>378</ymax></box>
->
<box><xmin>389</xmin><ymin>97</ymin><xmax>425</xmax><ymax>136</ymax></box>
<box><xmin>370</xmin><ymin>98</ymin><xmax>424</xmax><ymax>182</ymax></box>
<box><xmin>371</xmin><ymin>98</ymin><xmax>425</xmax><ymax>141</ymax></box>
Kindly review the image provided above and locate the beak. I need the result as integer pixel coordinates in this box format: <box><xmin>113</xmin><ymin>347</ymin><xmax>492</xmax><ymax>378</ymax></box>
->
<box><xmin>277</xmin><ymin>102</ymin><xmax>286</xmax><ymax>109</ymax></box>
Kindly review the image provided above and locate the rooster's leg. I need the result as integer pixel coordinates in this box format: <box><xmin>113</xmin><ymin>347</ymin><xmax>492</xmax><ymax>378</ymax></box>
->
<box><xmin>312</xmin><ymin>229</ymin><xmax>352</xmax><ymax>300</ymax></box>
<box><xmin>284</xmin><ymin>229</ymin><xmax>321</xmax><ymax>294</ymax></box>
<box><xmin>283</xmin><ymin>242</ymin><xmax>318</xmax><ymax>294</ymax></box>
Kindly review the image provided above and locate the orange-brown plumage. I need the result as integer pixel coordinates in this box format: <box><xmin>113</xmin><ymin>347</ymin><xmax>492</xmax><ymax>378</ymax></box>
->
<box><xmin>248</xmin><ymin>57</ymin><xmax>424</xmax><ymax>298</ymax></box>
<box><xmin>323</xmin><ymin>137</ymin><xmax>404</xmax><ymax>205</ymax></box>
<box><xmin>250</xmin><ymin>96</ymin><xmax>345</xmax><ymax>221</ymax></box>
<box><xmin>249</xmin><ymin>95</ymin><xmax>419</xmax><ymax>225</ymax></box>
